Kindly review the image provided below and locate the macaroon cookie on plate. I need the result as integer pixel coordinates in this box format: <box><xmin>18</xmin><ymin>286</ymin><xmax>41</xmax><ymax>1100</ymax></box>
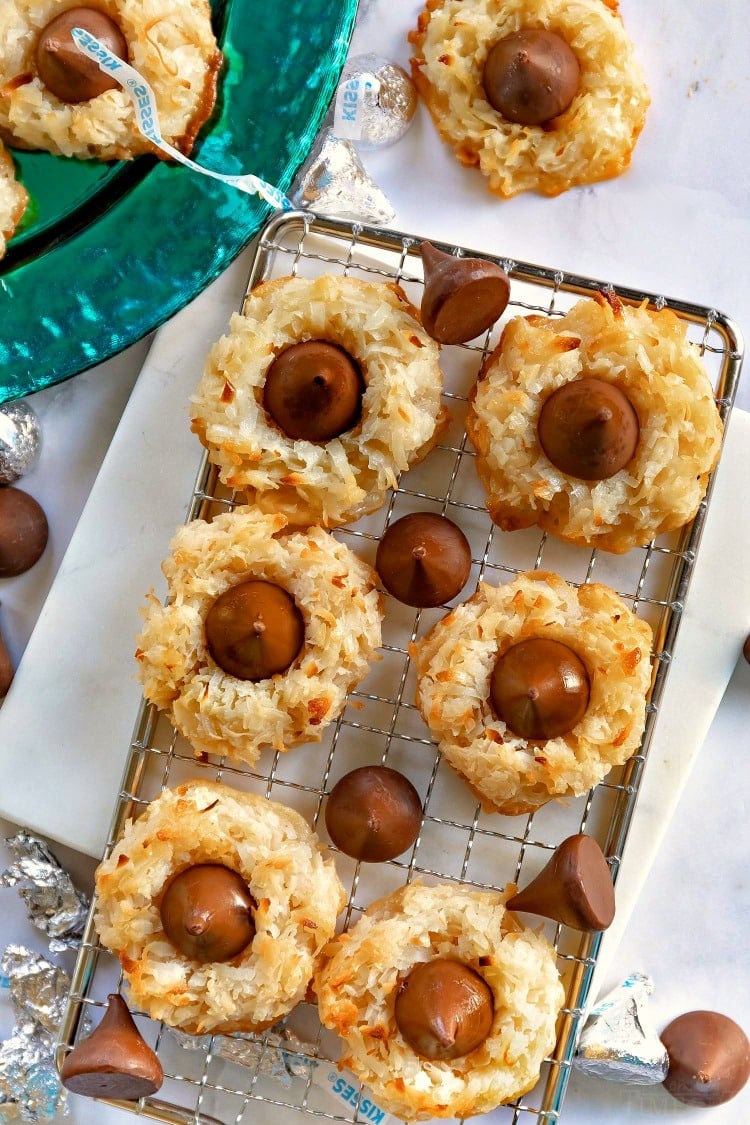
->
<box><xmin>49</xmin><ymin>210</ymin><xmax>742</xmax><ymax>1125</ymax></box>
<box><xmin>0</xmin><ymin>0</ymin><xmax>359</xmax><ymax>403</ymax></box>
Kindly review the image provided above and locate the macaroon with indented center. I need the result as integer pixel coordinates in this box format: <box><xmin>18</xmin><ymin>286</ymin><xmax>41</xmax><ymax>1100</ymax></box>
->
<box><xmin>0</xmin><ymin>0</ymin><xmax>221</xmax><ymax>160</ymax></box>
<box><xmin>412</xmin><ymin>570</ymin><xmax>653</xmax><ymax>815</ymax></box>
<box><xmin>94</xmin><ymin>780</ymin><xmax>346</xmax><ymax>1035</ymax></box>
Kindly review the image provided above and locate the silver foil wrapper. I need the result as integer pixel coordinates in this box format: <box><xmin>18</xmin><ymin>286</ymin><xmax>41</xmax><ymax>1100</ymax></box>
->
<box><xmin>0</xmin><ymin>402</ymin><xmax>41</xmax><ymax>486</ymax></box>
<box><xmin>0</xmin><ymin>945</ymin><xmax>77</xmax><ymax>1120</ymax></box>
<box><xmin>574</xmin><ymin>972</ymin><xmax>669</xmax><ymax>1085</ymax></box>
<box><xmin>0</xmin><ymin>832</ymin><xmax>89</xmax><ymax>953</ymax></box>
<box><xmin>172</xmin><ymin>1023</ymin><xmax>314</xmax><ymax>1087</ymax></box>
<box><xmin>292</xmin><ymin>129</ymin><xmax>395</xmax><ymax>224</ymax></box>
<box><xmin>333</xmin><ymin>54</ymin><xmax>417</xmax><ymax>149</ymax></box>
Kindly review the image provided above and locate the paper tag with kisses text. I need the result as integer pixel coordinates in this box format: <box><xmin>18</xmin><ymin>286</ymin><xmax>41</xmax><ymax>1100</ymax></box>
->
<box><xmin>70</xmin><ymin>27</ymin><xmax>291</xmax><ymax>211</ymax></box>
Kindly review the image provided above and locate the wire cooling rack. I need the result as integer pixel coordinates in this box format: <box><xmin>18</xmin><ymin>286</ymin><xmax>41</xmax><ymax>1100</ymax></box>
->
<box><xmin>57</xmin><ymin>211</ymin><xmax>743</xmax><ymax>1125</ymax></box>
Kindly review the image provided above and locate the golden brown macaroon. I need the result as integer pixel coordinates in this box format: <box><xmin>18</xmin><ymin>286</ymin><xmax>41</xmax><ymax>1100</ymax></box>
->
<box><xmin>0</xmin><ymin>141</ymin><xmax>27</xmax><ymax>257</ymax></box>
<box><xmin>467</xmin><ymin>292</ymin><xmax>724</xmax><ymax>553</ymax></box>
<box><xmin>94</xmin><ymin>780</ymin><xmax>346</xmax><ymax>1035</ymax></box>
<box><xmin>412</xmin><ymin>571</ymin><xmax>653</xmax><ymax>815</ymax></box>
<box><xmin>0</xmin><ymin>0</ymin><xmax>221</xmax><ymax>160</ymax></box>
<box><xmin>409</xmin><ymin>0</ymin><xmax>650</xmax><ymax>198</ymax></box>
<box><xmin>190</xmin><ymin>273</ymin><xmax>449</xmax><ymax>528</ymax></box>
<box><xmin>135</xmin><ymin>508</ymin><xmax>383</xmax><ymax>767</ymax></box>
<box><xmin>314</xmin><ymin>881</ymin><xmax>564</xmax><ymax>1120</ymax></box>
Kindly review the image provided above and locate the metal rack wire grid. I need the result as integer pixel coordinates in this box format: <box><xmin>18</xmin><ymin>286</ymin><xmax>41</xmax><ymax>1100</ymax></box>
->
<box><xmin>56</xmin><ymin>210</ymin><xmax>743</xmax><ymax>1125</ymax></box>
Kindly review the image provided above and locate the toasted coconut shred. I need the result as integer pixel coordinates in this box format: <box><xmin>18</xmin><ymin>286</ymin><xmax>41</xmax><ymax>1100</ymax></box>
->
<box><xmin>135</xmin><ymin>508</ymin><xmax>383</xmax><ymax>765</ymax></box>
<box><xmin>95</xmin><ymin>780</ymin><xmax>346</xmax><ymax>1035</ymax></box>
<box><xmin>314</xmin><ymin>882</ymin><xmax>564</xmax><ymax>1120</ymax></box>
<box><xmin>0</xmin><ymin>0</ymin><xmax>222</xmax><ymax>159</ymax></box>
<box><xmin>412</xmin><ymin>571</ymin><xmax>653</xmax><ymax>815</ymax></box>
<box><xmin>0</xmin><ymin>141</ymin><xmax>26</xmax><ymax>256</ymax></box>
<box><xmin>467</xmin><ymin>294</ymin><xmax>724</xmax><ymax>553</ymax></box>
<box><xmin>409</xmin><ymin>0</ymin><xmax>650</xmax><ymax>198</ymax></box>
<box><xmin>190</xmin><ymin>274</ymin><xmax>449</xmax><ymax>528</ymax></box>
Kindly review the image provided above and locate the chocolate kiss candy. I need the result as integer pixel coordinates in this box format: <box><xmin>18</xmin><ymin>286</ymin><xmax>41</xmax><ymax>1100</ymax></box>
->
<box><xmin>160</xmin><ymin>863</ymin><xmax>257</xmax><ymax>963</ymax></box>
<box><xmin>394</xmin><ymin>959</ymin><xmax>494</xmax><ymax>1060</ymax></box>
<box><xmin>420</xmin><ymin>242</ymin><xmax>510</xmax><ymax>344</ymax></box>
<box><xmin>263</xmin><ymin>340</ymin><xmax>364</xmax><ymax>442</ymax></box>
<box><xmin>325</xmin><ymin>765</ymin><xmax>423</xmax><ymax>862</ymax></box>
<box><xmin>0</xmin><ymin>486</ymin><xmax>49</xmax><ymax>577</ymax></box>
<box><xmin>483</xmin><ymin>29</ymin><xmax>580</xmax><ymax>127</ymax></box>
<box><xmin>0</xmin><ymin>619</ymin><xmax>13</xmax><ymax>697</ymax></box>
<box><xmin>661</xmin><ymin>1010</ymin><xmax>750</xmax><ymax>1107</ymax></box>
<box><xmin>538</xmin><ymin>378</ymin><xmax>640</xmax><ymax>481</ymax></box>
<box><xmin>490</xmin><ymin>637</ymin><xmax>590</xmax><ymax>740</ymax></box>
<box><xmin>36</xmin><ymin>7</ymin><xmax>129</xmax><ymax>104</ymax></box>
<box><xmin>375</xmin><ymin>512</ymin><xmax>472</xmax><ymax>607</ymax></box>
<box><xmin>506</xmin><ymin>833</ymin><xmax>615</xmax><ymax>931</ymax></box>
<box><xmin>60</xmin><ymin>993</ymin><xmax>163</xmax><ymax>1099</ymax></box>
<box><xmin>204</xmin><ymin>579</ymin><xmax>304</xmax><ymax>681</ymax></box>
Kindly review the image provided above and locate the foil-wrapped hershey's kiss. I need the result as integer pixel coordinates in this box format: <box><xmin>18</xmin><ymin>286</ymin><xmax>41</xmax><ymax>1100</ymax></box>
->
<box><xmin>0</xmin><ymin>829</ymin><xmax>90</xmax><ymax>952</ymax></box>
<box><xmin>333</xmin><ymin>53</ymin><xmax>417</xmax><ymax>149</ymax></box>
<box><xmin>0</xmin><ymin>400</ymin><xmax>41</xmax><ymax>485</ymax></box>
<box><xmin>292</xmin><ymin>127</ymin><xmax>395</xmax><ymax>224</ymax></box>
<box><xmin>574</xmin><ymin>973</ymin><xmax>669</xmax><ymax>1085</ymax></box>
<box><xmin>0</xmin><ymin>944</ymin><xmax>79</xmax><ymax>1120</ymax></box>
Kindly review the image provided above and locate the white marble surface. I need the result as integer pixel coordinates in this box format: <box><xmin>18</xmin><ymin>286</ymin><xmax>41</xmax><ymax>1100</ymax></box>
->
<box><xmin>1</xmin><ymin>0</ymin><xmax>749</xmax><ymax>1122</ymax></box>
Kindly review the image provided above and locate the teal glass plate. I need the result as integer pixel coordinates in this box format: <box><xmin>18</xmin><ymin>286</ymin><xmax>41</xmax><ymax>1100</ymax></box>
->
<box><xmin>0</xmin><ymin>0</ymin><xmax>359</xmax><ymax>403</ymax></box>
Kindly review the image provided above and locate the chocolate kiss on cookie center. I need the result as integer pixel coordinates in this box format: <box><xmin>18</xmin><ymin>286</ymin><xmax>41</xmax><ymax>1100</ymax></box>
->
<box><xmin>483</xmin><ymin>29</ymin><xmax>580</xmax><ymax>127</ymax></box>
<box><xmin>263</xmin><ymin>340</ymin><xmax>364</xmax><ymax>442</ymax></box>
<box><xmin>490</xmin><ymin>637</ymin><xmax>590</xmax><ymax>740</ymax></box>
<box><xmin>394</xmin><ymin>959</ymin><xmax>494</xmax><ymax>1060</ymax></box>
<box><xmin>36</xmin><ymin>8</ymin><xmax>129</xmax><ymax>104</ymax></box>
<box><xmin>204</xmin><ymin>579</ymin><xmax>304</xmax><ymax>681</ymax></box>
<box><xmin>60</xmin><ymin>993</ymin><xmax>163</xmax><ymax>1100</ymax></box>
<box><xmin>420</xmin><ymin>242</ymin><xmax>510</xmax><ymax>344</ymax></box>
<box><xmin>538</xmin><ymin>377</ymin><xmax>640</xmax><ymax>480</ymax></box>
<box><xmin>159</xmin><ymin>863</ymin><xmax>257</xmax><ymax>964</ymax></box>
<box><xmin>506</xmin><ymin>833</ymin><xmax>615</xmax><ymax>931</ymax></box>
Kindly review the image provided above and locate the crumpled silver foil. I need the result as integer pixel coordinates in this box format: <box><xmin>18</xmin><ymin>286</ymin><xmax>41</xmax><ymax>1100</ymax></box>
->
<box><xmin>0</xmin><ymin>832</ymin><xmax>89</xmax><ymax>955</ymax></box>
<box><xmin>292</xmin><ymin>128</ymin><xmax>395</xmax><ymax>224</ymax></box>
<box><xmin>574</xmin><ymin>972</ymin><xmax>669</xmax><ymax>1085</ymax></box>
<box><xmin>0</xmin><ymin>945</ymin><xmax>80</xmax><ymax>1120</ymax></box>
<box><xmin>0</xmin><ymin>402</ymin><xmax>41</xmax><ymax>486</ymax></box>
<box><xmin>171</xmin><ymin>1023</ymin><xmax>315</xmax><ymax>1087</ymax></box>
<box><xmin>333</xmin><ymin>54</ymin><xmax>417</xmax><ymax>149</ymax></box>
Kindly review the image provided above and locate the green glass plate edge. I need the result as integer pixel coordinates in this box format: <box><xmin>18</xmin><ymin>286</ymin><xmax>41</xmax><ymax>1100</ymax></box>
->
<box><xmin>0</xmin><ymin>0</ymin><xmax>359</xmax><ymax>403</ymax></box>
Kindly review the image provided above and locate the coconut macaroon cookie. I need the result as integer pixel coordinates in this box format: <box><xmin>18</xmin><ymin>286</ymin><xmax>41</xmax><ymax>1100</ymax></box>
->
<box><xmin>94</xmin><ymin>780</ymin><xmax>346</xmax><ymax>1035</ymax></box>
<box><xmin>408</xmin><ymin>0</ymin><xmax>650</xmax><ymax>198</ymax></box>
<box><xmin>190</xmin><ymin>273</ymin><xmax>449</xmax><ymax>528</ymax></box>
<box><xmin>314</xmin><ymin>882</ymin><xmax>563</xmax><ymax>1120</ymax></box>
<box><xmin>0</xmin><ymin>142</ymin><xmax>27</xmax><ymax>258</ymax></box>
<box><xmin>412</xmin><ymin>571</ymin><xmax>653</xmax><ymax>816</ymax></box>
<box><xmin>0</xmin><ymin>1</ymin><xmax>221</xmax><ymax>160</ymax></box>
<box><xmin>467</xmin><ymin>292</ymin><xmax>724</xmax><ymax>553</ymax></box>
<box><xmin>135</xmin><ymin>508</ymin><xmax>383</xmax><ymax>766</ymax></box>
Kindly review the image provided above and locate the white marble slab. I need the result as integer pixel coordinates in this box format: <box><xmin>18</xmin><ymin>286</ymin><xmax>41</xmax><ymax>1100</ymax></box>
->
<box><xmin>0</xmin><ymin>250</ymin><xmax>254</xmax><ymax>855</ymax></box>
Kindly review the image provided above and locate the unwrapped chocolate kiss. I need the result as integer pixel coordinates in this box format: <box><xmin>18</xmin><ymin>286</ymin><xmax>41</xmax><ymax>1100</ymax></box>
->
<box><xmin>506</xmin><ymin>833</ymin><xmax>615</xmax><ymax>931</ymax></box>
<box><xmin>60</xmin><ymin>993</ymin><xmax>163</xmax><ymax>1099</ymax></box>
